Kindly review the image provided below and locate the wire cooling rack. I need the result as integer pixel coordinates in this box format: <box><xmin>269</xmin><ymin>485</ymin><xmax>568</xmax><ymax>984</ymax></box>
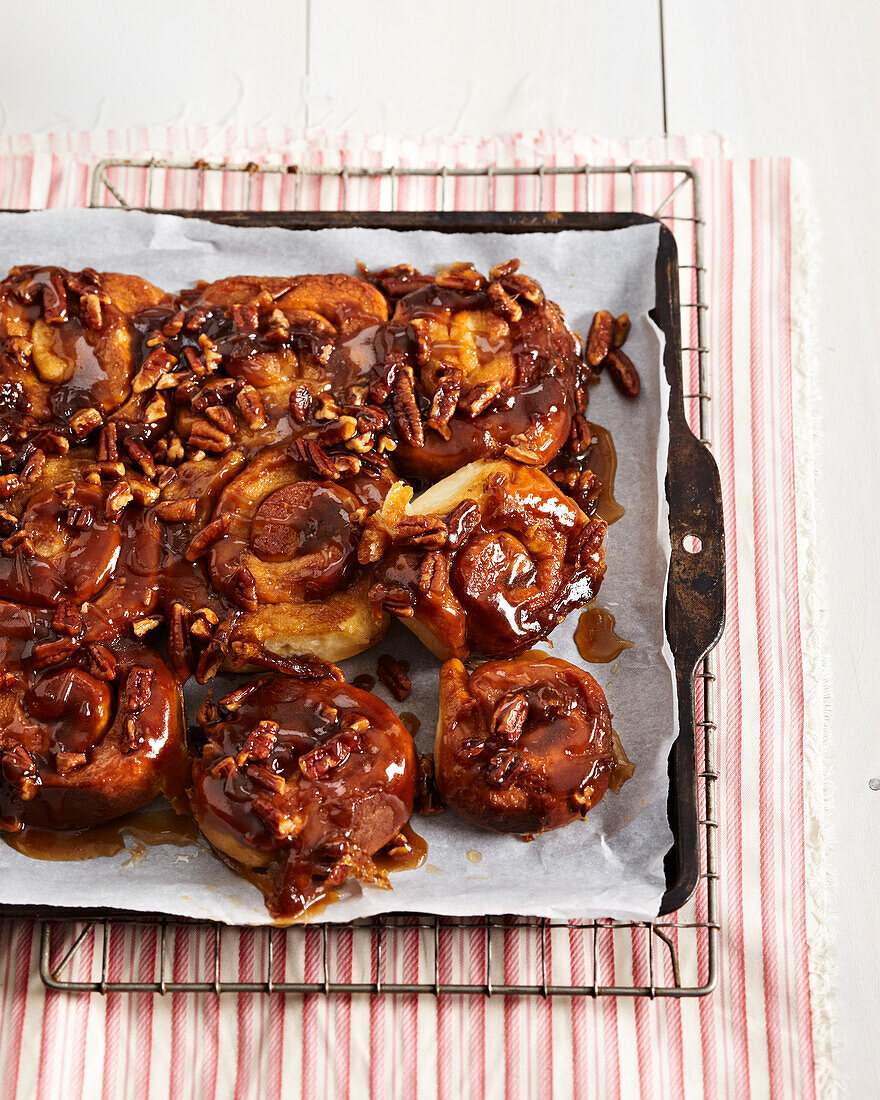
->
<box><xmin>38</xmin><ymin>159</ymin><xmax>719</xmax><ymax>997</ymax></box>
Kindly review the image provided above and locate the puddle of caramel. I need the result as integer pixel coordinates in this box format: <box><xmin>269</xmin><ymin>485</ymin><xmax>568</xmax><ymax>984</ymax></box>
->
<box><xmin>399</xmin><ymin>711</ymin><xmax>421</xmax><ymax>737</ymax></box>
<box><xmin>609</xmin><ymin>729</ymin><xmax>635</xmax><ymax>794</ymax></box>
<box><xmin>574</xmin><ymin>606</ymin><xmax>634</xmax><ymax>663</ymax></box>
<box><xmin>373</xmin><ymin>822</ymin><xmax>428</xmax><ymax>875</ymax></box>
<box><xmin>587</xmin><ymin>422</ymin><xmax>625</xmax><ymax>524</ymax></box>
<box><xmin>4</xmin><ymin>804</ymin><xmax>200</xmax><ymax>862</ymax></box>
<box><xmin>466</xmin><ymin>849</ymin><xmax>483</xmax><ymax>864</ymax></box>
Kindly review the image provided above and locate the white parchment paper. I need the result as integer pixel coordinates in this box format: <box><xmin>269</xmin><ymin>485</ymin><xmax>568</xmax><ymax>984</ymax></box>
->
<box><xmin>0</xmin><ymin>210</ymin><xmax>676</xmax><ymax>923</ymax></box>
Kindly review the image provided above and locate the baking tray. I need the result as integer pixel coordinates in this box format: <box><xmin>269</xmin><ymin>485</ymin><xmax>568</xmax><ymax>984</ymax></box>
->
<box><xmin>1</xmin><ymin>209</ymin><xmax>725</xmax><ymax>926</ymax></box>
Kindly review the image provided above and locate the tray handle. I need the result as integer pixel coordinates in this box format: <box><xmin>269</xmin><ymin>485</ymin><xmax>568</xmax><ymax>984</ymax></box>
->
<box><xmin>665</xmin><ymin>424</ymin><xmax>726</xmax><ymax>676</ymax></box>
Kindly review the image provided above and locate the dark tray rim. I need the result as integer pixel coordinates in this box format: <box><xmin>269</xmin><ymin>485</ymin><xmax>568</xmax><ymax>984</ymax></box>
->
<box><xmin>0</xmin><ymin>209</ymin><xmax>726</xmax><ymax>924</ymax></box>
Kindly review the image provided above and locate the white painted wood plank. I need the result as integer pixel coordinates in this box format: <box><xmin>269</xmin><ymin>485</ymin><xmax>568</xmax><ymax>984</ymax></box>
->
<box><xmin>0</xmin><ymin>1</ymin><xmax>309</xmax><ymax>133</ymax></box>
<box><xmin>665</xmin><ymin>1</ymin><xmax>880</xmax><ymax>1092</ymax></box>
<box><xmin>307</xmin><ymin>0</ymin><xmax>664</xmax><ymax>136</ymax></box>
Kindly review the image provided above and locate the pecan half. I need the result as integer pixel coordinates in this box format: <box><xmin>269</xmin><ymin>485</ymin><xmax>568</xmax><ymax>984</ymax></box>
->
<box><xmin>236</xmin><ymin>384</ymin><xmax>266</xmax><ymax>430</ymax></box>
<box><xmin>376</xmin><ymin>654</ymin><xmax>412</xmax><ymax>701</ymax></box>
<box><xmin>252</xmin><ymin>796</ymin><xmax>298</xmax><ymax>839</ymax></box>
<box><xmin>0</xmin><ymin>474</ymin><xmax>23</xmax><ymax>500</ymax></box>
<box><xmin>133</xmin><ymin>347</ymin><xmax>177</xmax><ymax>393</ymax></box>
<box><xmin>613</xmin><ymin>313</ymin><xmax>631</xmax><ymax>348</ymax></box>
<box><xmin>1</xmin><ymin>745</ymin><xmax>40</xmax><ymax>799</ymax></box>
<box><xmin>88</xmin><ymin>644</ymin><xmax>118</xmax><ymax>682</ymax></box>
<box><xmin>458</xmin><ymin>379</ymin><xmax>501</xmax><ymax>419</ymax></box>
<box><xmin>586</xmin><ymin>310</ymin><xmax>614</xmax><ymax>368</ymax></box>
<box><xmin>391</xmin><ymin>515</ymin><xmax>447</xmax><ymax>549</ymax></box>
<box><xmin>52</xmin><ymin>600</ymin><xmax>83</xmax><ymax>637</ymax></box>
<box><xmin>489</xmin><ymin>259</ymin><xmax>520</xmax><ymax>281</ymax></box>
<box><xmin>418</xmin><ymin>550</ymin><xmax>449</xmax><ymax>593</ymax></box>
<box><xmin>124</xmin><ymin>437</ymin><xmax>157</xmax><ymax>479</ymax></box>
<box><xmin>493</xmin><ymin>694</ymin><xmax>529</xmax><ymax>743</ymax></box>
<box><xmin>288</xmin><ymin>384</ymin><xmax>312</xmax><ymax>423</ymax></box>
<box><xmin>55</xmin><ymin>751</ymin><xmax>88</xmax><ymax>776</ymax></box>
<box><xmin>369</xmin><ymin>264</ymin><xmax>434</xmax><ymax>299</ymax></box>
<box><xmin>567</xmin><ymin>414</ymin><xmax>592</xmax><ymax>456</ymax></box>
<box><xmin>156</xmin><ymin>497</ymin><xmax>198</xmax><ymax>523</ymax></box>
<box><xmin>205</xmin><ymin>405</ymin><xmax>238</xmax><ymax>435</ymax></box>
<box><xmin>392</xmin><ymin>365</ymin><xmax>424</xmax><ymax>448</ymax></box>
<box><xmin>68</xmin><ymin>407</ymin><xmax>103</xmax><ymax>438</ymax></box>
<box><xmin>435</xmin><ymin>263</ymin><xmax>486</xmax><ymax>292</ymax></box>
<box><xmin>605</xmin><ymin>349</ymin><xmax>641</xmax><ymax>398</ymax></box>
<box><xmin>245</xmin><ymin>764</ymin><xmax>286</xmax><ymax>795</ymax></box>
<box><xmin>426</xmin><ymin>366</ymin><xmax>462</xmax><ymax>439</ymax></box>
<box><xmin>368</xmin><ymin>581</ymin><xmax>415</xmax><ymax>620</ymax></box>
<box><xmin>188</xmin><ymin>419</ymin><xmax>232</xmax><ymax>454</ymax></box>
<box><xmin>1</xmin><ymin>531</ymin><xmax>33</xmax><ymax>556</ymax></box>
<box><xmin>299</xmin><ymin>731</ymin><xmax>359</xmax><ymax>779</ymax></box>
<box><xmin>444</xmin><ymin>498</ymin><xmax>481</xmax><ymax>550</ymax></box>
<box><xmin>21</xmin><ymin>448</ymin><xmax>45</xmax><ymax>483</ymax></box>
<box><xmin>499</xmin><ymin>272</ymin><xmax>543</xmax><ymax>304</ymax></box>
<box><xmin>236</xmin><ymin>720</ymin><xmax>279</xmax><ymax>764</ymax></box>
<box><xmin>486</xmin><ymin>281</ymin><xmax>522</xmax><ymax>323</ymax></box>
<box><xmin>231</xmin><ymin>564</ymin><xmax>259</xmax><ymax>612</ymax></box>
<box><xmin>184</xmin><ymin>513</ymin><xmax>232</xmax><ymax>561</ymax></box>
<box><xmin>104</xmin><ymin>481</ymin><xmax>133</xmax><ymax>519</ymax></box>
<box><xmin>485</xmin><ymin>749</ymin><xmax>525</xmax><ymax>788</ymax></box>
<box><xmin>33</xmin><ymin>636</ymin><xmax>79</xmax><ymax>669</ymax></box>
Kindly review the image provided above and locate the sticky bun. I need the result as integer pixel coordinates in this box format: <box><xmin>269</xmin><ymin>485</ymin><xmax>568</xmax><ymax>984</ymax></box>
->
<box><xmin>0</xmin><ymin>266</ymin><xmax>172</xmax><ymax>444</ymax></box>
<box><xmin>0</xmin><ymin>601</ymin><xmax>186</xmax><ymax>832</ymax></box>
<box><xmin>0</xmin><ymin>452</ymin><xmax>162</xmax><ymax>639</ymax></box>
<box><xmin>190</xmin><ymin>673</ymin><xmax>418</xmax><ymax>919</ymax></box>
<box><xmin>171</xmin><ymin>274</ymin><xmax>389</xmax><ymax>453</ymax></box>
<box><xmin>363</xmin><ymin>260</ymin><xmax>581</xmax><ymax>481</ymax></box>
<box><xmin>164</xmin><ymin>442</ymin><xmax>392</xmax><ymax>679</ymax></box>
<box><xmin>435</xmin><ymin>654</ymin><xmax>632</xmax><ymax>835</ymax></box>
<box><xmin>365</xmin><ymin>458</ymin><xmax>607</xmax><ymax>660</ymax></box>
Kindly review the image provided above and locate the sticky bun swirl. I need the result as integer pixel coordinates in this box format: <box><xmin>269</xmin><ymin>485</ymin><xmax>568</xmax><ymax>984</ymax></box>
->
<box><xmin>0</xmin><ymin>453</ymin><xmax>161</xmax><ymax>639</ymax></box>
<box><xmin>163</xmin><ymin>443</ymin><xmax>393</xmax><ymax>680</ymax></box>
<box><xmin>190</xmin><ymin>673</ymin><xmax>418</xmax><ymax>919</ymax></box>
<box><xmin>0</xmin><ymin>266</ymin><xmax>172</xmax><ymax>443</ymax></box>
<box><xmin>363</xmin><ymin>260</ymin><xmax>580</xmax><ymax>481</ymax></box>
<box><xmin>365</xmin><ymin>458</ymin><xmax>606</xmax><ymax>660</ymax></box>
<box><xmin>435</xmin><ymin>654</ymin><xmax>632</xmax><ymax>835</ymax></box>
<box><xmin>171</xmin><ymin>274</ymin><xmax>389</xmax><ymax>454</ymax></box>
<box><xmin>0</xmin><ymin>601</ymin><xmax>186</xmax><ymax>832</ymax></box>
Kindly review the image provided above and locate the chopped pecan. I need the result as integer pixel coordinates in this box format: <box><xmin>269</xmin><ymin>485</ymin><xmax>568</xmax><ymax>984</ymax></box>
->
<box><xmin>435</xmin><ymin>263</ymin><xmax>486</xmax><ymax>292</ymax></box>
<box><xmin>124</xmin><ymin>667</ymin><xmax>154</xmax><ymax>712</ymax></box>
<box><xmin>569</xmin><ymin>516</ymin><xmax>607</xmax><ymax>568</ymax></box>
<box><xmin>288</xmin><ymin>384</ymin><xmax>312</xmax><ymax>423</ymax></box>
<box><xmin>132</xmin><ymin>615</ymin><xmax>163</xmax><ymax>637</ymax></box>
<box><xmin>0</xmin><ymin>474</ymin><xmax>23</xmax><ymax>499</ymax></box>
<box><xmin>55</xmin><ymin>751</ymin><xmax>88</xmax><ymax>775</ymax></box>
<box><xmin>231</xmin><ymin>564</ymin><xmax>259</xmax><ymax>612</ymax></box>
<box><xmin>231</xmin><ymin>303</ymin><xmax>259</xmax><ymax>332</ymax></box>
<box><xmin>357</xmin><ymin>523</ymin><xmax>390</xmax><ymax>565</ymax></box>
<box><xmin>377</xmin><ymin>654</ymin><xmax>412</xmax><ymax>701</ymax></box>
<box><xmin>104</xmin><ymin>481</ymin><xmax>133</xmax><ymax>519</ymax></box>
<box><xmin>409</xmin><ymin>318</ymin><xmax>433</xmax><ymax>365</ymax></box>
<box><xmin>605</xmin><ymin>348</ymin><xmax>640</xmax><ymax>398</ymax></box>
<box><xmin>188</xmin><ymin>418</ymin><xmax>232</xmax><ymax>453</ymax></box>
<box><xmin>1</xmin><ymin>745</ymin><xmax>40</xmax><ymax>799</ymax></box>
<box><xmin>156</xmin><ymin>497</ymin><xmax>198</xmax><ymax>523</ymax></box>
<box><xmin>52</xmin><ymin>601</ymin><xmax>83</xmax><ymax>637</ymax></box>
<box><xmin>485</xmin><ymin>749</ymin><xmax>525</xmax><ymax>788</ymax></box>
<box><xmin>493</xmin><ymin>694</ymin><xmax>529</xmax><ymax>743</ymax></box>
<box><xmin>155</xmin><ymin>466</ymin><xmax>177</xmax><ymax>490</ymax></box>
<box><xmin>184</xmin><ymin>305</ymin><xmax>210</xmax><ymax>332</ymax></box>
<box><xmin>549</xmin><ymin>466</ymin><xmax>600</xmax><ymax>511</ymax></box>
<box><xmin>128</xmin><ymin>476</ymin><xmax>160</xmax><ymax>506</ymax></box>
<box><xmin>21</xmin><ymin>448</ymin><xmax>45</xmax><ymax>483</ymax></box>
<box><xmin>459</xmin><ymin>736</ymin><xmax>487</xmax><ymax>759</ymax></box>
<box><xmin>79</xmin><ymin>293</ymin><xmax>103</xmax><ymax>331</ymax></box>
<box><xmin>133</xmin><ymin>347</ymin><xmax>178</xmax><ymax>393</ymax></box>
<box><xmin>217</xmin><ymin>678</ymin><xmax>270</xmax><ymax>713</ymax></box>
<box><xmin>236</xmin><ymin>384</ymin><xmax>266</xmax><ymax>430</ymax></box>
<box><xmin>444</xmin><ymin>498</ymin><xmax>481</xmax><ymax>550</ymax></box>
<box><xmin>0</xmin><ymin>511</ymin><xmax>16</xmax><ymax>536</ymax></box>
<box><xmin>87</xmin><ymin>460</ymin><xmax>126</xmax><ymax>480</ymax></box>
<box><xmin>586</xmin><ymin>310</ymin><xmax>614</xmax><ymax>368</ymax></box>
<box><xmin>486</xmin><ymin>281</ymin><xmax>522</xmax><ymax>323</ymax></box>
<box><xmin>252</xmin><ymin>796</ymin><xmax>298</xmax><ymax>839</ymax></box>
<box><xmin>39</xmin><ymin>274</ymin><xmax>69</xmax><ymax>323</ymax></box>
<box><xmin>205</xmin><ymin>405</ymin><xmax>238</xmax><ymax>435</ymax></box>
<box><xmin>499</xmin><ymin>272</ymin><xmax>543</xmax><ymax>304</ymax></box>
<box><xmin>209</xmin><ymin>755</ymin><xmax>237</xmax><ymax>782</ymax></box>
<box><xmin>245</xmin><ymin>764</ymin><xmax>286</xmax><ymax>795</ymax></box>
<box><xmin>65</xmin><ymin>504</ymin><xmax>94</xmax><ymax>529</ymax></box>
<box><xmin>97</xmin><ymin>423</ymin><xmax>119</xmax><ymax>462</ymax></box>
<box><xmin>392</xmin><ymin>365</ymin><xmax>424</xmax><ymax>448</ymax></box>
<box><xmin>1</xmin><ymin>531</ymin><xmax>34</xmax><ymax>556</ymax></box>
<box><xmin>87</xmin><ymin>644</ymin><xmax>117</xmax><ymax>681</ymax></box>
<box><xmin>189</xmin><ymin>606</ymin><xmax>219</xmax><ymax>641</ymax></box>
<box><xmin>299</xmin><ymin>731</ymin><xmax>359</xmax><ymax>779</ymax></box>
<box><xmin>503</xmin><ymin>440</ymin><xmax>543</xmax><ymax>465</ymax></box>
<box><xmin>426</xmin><ymin>366</ymin><xmax>462</xmax><ymax>438</ymax></box>
<box><xmin>418</xmin><ymin>550</ymin><xmax>449</xmax><ymax>593</ymax></box>
<box><xmin>368</xmin><ymin>581</ymin><xmax>415</xmax><ymax>620</ymax></box>
<box><xmin>68</xmin><ymin>407</ymin><xmax>103</xmax><ymax>438</ymax></box>
<box><xmin>314</xmin><ymin>394</ymin><xmax>341</xmax><ymax>421</ymax></box>
<box><xmin>369</xmin><ymin>264</ymin><xmax>434</xmax><ymax>299</ymax></box>
<box><xmin>197</xmin><ymin>334</ymin><xmax>223</xmax><ymax>372</ymax></box>
<box><xmin>458</xmin><ymin>379</ymin><xmax>501</xmax><ymax>419</ymax></box>
<box><xmin>613</xmin><ymin>313</ymin><xmax>631</xmax><ymax>348</ymax></box>
<box><xmin>288</xmin><ymin>437</ymin><xmax>360</xmax><ymax>480</ymax></box>
<box><xmin>184</xmin><ymin>513</ymin><xmax>232</xmax><ymax>561</ymax></box>
<box><xmin>489</xmin><ymin>258</ymin><xmax>520</xmax><ymax>281</ymax></box>
<box><xmin>33</xmin><ymin>636</ymin><xmax>79</xmax><ymax>668</ymax></box>
<box><xmin>162</xmin><ymin>309</ymin><xmax>186</xmax><ymax>338</ymax></box>
<box><xmin>415</xmin><ymin>753</ymin><xmax>445</xmax><ymax>814</ymax></box>
<box><xmin>236</xmin><ymin>720</ymin><xmax>279</xmax><ymax>763</ymax></box>
<box><xmin>317</xmin><ymin>414</ymin><xmax>358</xmax><ymax>445</ymax></box>
<box><xmin>168</xmin><ymin>603</ymin><xmax>194</xmax><ymax>681</ymax></box>
<box><xmin>124</xmin><ymin>437</ymin><xmax>157</xmax><ymax>479</ymax></box>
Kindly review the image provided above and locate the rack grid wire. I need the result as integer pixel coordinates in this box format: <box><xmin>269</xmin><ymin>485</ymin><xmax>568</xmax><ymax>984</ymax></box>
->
<box><xmin>38</xmin><ymin>158</ymin><xmax>718</xmax><ymax>997</ymax></box>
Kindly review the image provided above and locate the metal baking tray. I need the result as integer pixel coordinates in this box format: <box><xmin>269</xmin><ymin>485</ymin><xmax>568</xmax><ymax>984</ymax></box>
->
<box><xmin>0</xmin><ymin>209</ymin><xmax>725</xmax><ymax>925</ymax></box>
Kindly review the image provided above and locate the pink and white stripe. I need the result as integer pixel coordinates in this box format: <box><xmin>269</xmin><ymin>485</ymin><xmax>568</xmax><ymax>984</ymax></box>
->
<box><xmin>0</xmin><ymin>129</ymin><xmax>833</xmax><ymax>1099</ymax></box>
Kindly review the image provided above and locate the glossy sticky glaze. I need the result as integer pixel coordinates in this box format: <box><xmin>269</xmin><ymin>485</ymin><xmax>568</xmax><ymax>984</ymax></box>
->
<box><xmin>379</xmin><ymin>277</ymin><xmax>579</xmax><ymax>480</ymax></box>
<box><xmin>0</xmin><ymin>455</ymin><xmax>161</xmax><ymax>634</ymax></box>
<box><xmin>0</xmin><ymin>266</ymin><xmax>170</xmax><ymax>429</ymax></box>
<box><xmin>435</xmin><ymin>655</ymin><xmax>621</xmax><ymax>835</ymax></box>
<box><xmin>373</xmin><ymin>459</ymin><xmax>607</xmax><ymax>660</ymax></box>
<box><xmin>0</xmin><ymin>601</ymin><xmax>187</xmax><ymax>832</ymax></box>
<box><xmin>190</xmin><ymin>674</ymin><xmax>417</xmax><ymax>918</ymax></box>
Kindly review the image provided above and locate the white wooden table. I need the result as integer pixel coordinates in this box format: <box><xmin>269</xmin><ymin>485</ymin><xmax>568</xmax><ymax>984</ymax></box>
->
<box><xmin>2</xmin><ymin>1</ymin><xmax>877</xmax><ymax>1093</ymax></box>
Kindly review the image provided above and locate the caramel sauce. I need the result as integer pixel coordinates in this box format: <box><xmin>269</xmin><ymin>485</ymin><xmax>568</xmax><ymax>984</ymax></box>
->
<box><xmin>4</xmin><ymin>804</ymin><xmax>200</xmax><ymax>862</ymax></box>
<box><xmin>574</xmin><ymin>606</ymin><xmax>633</xmax><ymax>663</ymax></box>
<box><xmin>399</xmin><ymin>711</ymin><xmax>421</xmax><ymax>737</ymax></box>
<box><xmin>373</xmin><ymin>822</ymin><xmax>428</xmax><ymax>875</ymax></box>
<box><xmin>609</xmin><ymin>729</ymin><xmax>635</xmax><ymax>793</ymax></box>
<box><xmin>466</xmin><ymin>849</ymin><xmax>483</xmax><ymax>864</ymax></box>
<box><xmin>586</xmin><ymin>423</ymin><xmax>624</xmax><ymax>524</ymax></box>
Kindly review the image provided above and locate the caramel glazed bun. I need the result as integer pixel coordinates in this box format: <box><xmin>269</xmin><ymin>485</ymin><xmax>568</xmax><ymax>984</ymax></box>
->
<box><xmin>363</xmin><ymin>260</ymin><xmax>583</xmax><ymax>482</ymax></box>
<box><xmin>0</xmin><ymin>601</ymin><xmax>186</xmax><ymax>832</ymax></box>
<box><xmin>364</xmin><ymin>458</ymin><xmax>607</xmax><ymax>661</ymax></box>
<box><xmin>190</xmin><ymin>674</ymin><xmax>418</xmax><ymax>919</ymax></box>
<box><xmin>160</xmin><ymin>442</ymin><xmax>397</xmax><ymax>682</ymax></box>
<box><xmin>436</xmin><ymin>655</ymin><xmax>633</xmax><ymax>836</ymax></box>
